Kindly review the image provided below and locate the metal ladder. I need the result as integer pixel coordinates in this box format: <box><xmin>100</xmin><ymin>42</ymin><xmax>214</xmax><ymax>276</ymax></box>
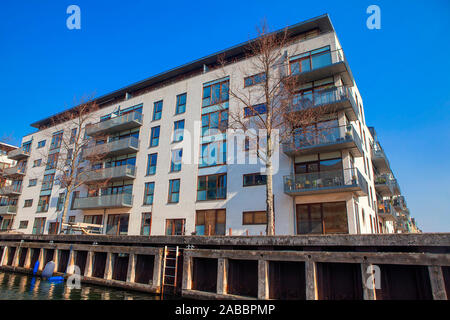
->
<box><xmin>161</xmin><ymin>245</ymin><xmax>179</xmax><ymax>296</ymax></box>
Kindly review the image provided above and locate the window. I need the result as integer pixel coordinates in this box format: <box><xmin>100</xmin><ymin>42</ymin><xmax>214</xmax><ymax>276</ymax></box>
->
<box><xmin>197</xmin><ymin>174</ymin><xmax>227</xmax><ymax>201</ymax></box>
<box><xmin>46</xmin><ymin>153</ymin><xmax>59</xmax><ymax>170</ymax></box>
<box><xmin>33</xmin><ymin>159</ymin><xmax>42</xmax><ymax>167</ymax></box>
<box><xmin>22</xmin><ymin>141</ymin><xmax>32</xmax><ymax>153</ymax></box>
<box><xmin>176</xmin><ymin>93</ymin><xmax>187</xmax><ymax>114</ymax></box>
<box><xmin>83</xmin><ymin>215</ymin><xmax>102</xmax><ymax>225</ymax></box>
<box><xmin>152</xmin><ymin>100</ymin><xmax>163</xmax><ymax>121</ymax></box>
<box><xmin>69</xmin><ymin>128</ymin><xmax>77</xmax><ymax>144</ymax></box>
<box><xmin>170</xmin><ymin>149</ymin><xmax>183</xmax><ymax>172</ymax></box>
<box><xmin>168</xmin><ymin>179</ymin><xmax>180</xmax><ymax>203</ymax></box>
<box><xmin>243</xmin><ymin>211</ymin><xmax>267</xmax><ymax>225</ymax></box>
<box><xmin>42</xmin><ymin>174</ymin><xmax>55</xmax><ymax>191</ymax></box>
<box><xmin>19</xmin><ymin>221</ymin><xmax>28</xmax><ymax>229</ymax></box>
<box><xmin>165</xmin><ymin>219</ymin><xmax>185</xmax><ymax>235</ymax></box>
<box><xmin>56</xmin><ymin>193</ymin><xmax>65</xmax><ymax>211</ymax></box>
<box><xmin>199</xmin><ymin>140</ymin><xmax>226</xmax><ymax>167</ymax></box>
<box><xmin>28</xmin><ymin>179</ymin><xmax>37</xmax><ymax>187</ymax></box>
<box><xmin>141</xmin><ymin>213</ymin><xmax>152</xmax><ymax>236</ymax></box>
<box><xmin>48</xmin><ymin>222</ymin><xmax>60</xmax><ymax>235</ymax></box>
<box><xmin>195</xmin><ymin>210</ymin><xmax>226</xmax><ymax>235</ymax></box>
<box><xmin>244</xmin><ymin>72</ymin><xmax>266</xmax><ymax>87</ymax></box>
<box><xmin>37</xmin><ymin>195</ymin><xmax>50</xmax><ymax>213</ymax></box>
<box><xmin>32</xmin><ymin>218</ymin><xmax>46</xmax><ymax>235</ymax></box>
<box><xmin>244</xmin><ymin>103</ymin><xmax>267</xmax><ymax>117</ymax></box>
<box><xmin>150</xmin><ymin>126</ymin><xmax>160</xmax><ymax>147</ymax></box>
<box><xmin>146</xmin><ymin>153</ymin><xmax>157</xmax><ymax>175</ymax></box>
<box><xmin>173</xmin><ymin>120</ymin><xmax>185</xmax><ymax>142</ymax></box>
<box><xmin>143</xmin><ymin>182</ymin><xmax>155</xmax><ymax>205</ymax></box>
<box><xmin>202</xmin><ymin>79</ymin><xmax>229</xmax><ymax>107</ymax></box>
<box><xmin>243</xmin><ymin>173</ymin><xmax>267</xmax><ymax>187</ymax></box>
<box><xmin>66</xmin><ymin>148</ymin><xmax>73</xmax><ymax>165</ymax></box>
<box><xmin>37</xmin><ymin>140</ymin><xmax>46</xmax><ymax>149</ymax></box>
<box><xmin>201</xmin><ymin>110</ymin><xmax>228</xmax><ymax>136</ymax></box>
<box><xmin>106</xmin><ymin>214</ymin><xmax>129</xmax><ymax>235</ymax></box>
<box><xmin>50</xmin><ymin>131</ymin><xmax>63</xmax><ymax>150</ymax></box>
<box><xmin>68</xmin><ymin>216</ymin><xmax>76</xmax><ymax>223</ymax></box>
<box><xmin>24</xmin><ymin>199</ymin><xmax>33</xmax><ymax>208</ymax></box>
<box><xmin>290</xmin><ymin>46</ymin><xmax>331</xmax><ymax>75</ymax></box>
<box><xmin>296</xmin><ymin>202</ymin><xmax>348</xmax><ymax>235</ymax></box>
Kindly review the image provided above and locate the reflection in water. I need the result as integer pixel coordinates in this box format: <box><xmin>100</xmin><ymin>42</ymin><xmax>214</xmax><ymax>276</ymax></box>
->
<box><xmin>0</xmin><ymin>271</ymin><xmax>160</xmax><ymax>300</ymax></box>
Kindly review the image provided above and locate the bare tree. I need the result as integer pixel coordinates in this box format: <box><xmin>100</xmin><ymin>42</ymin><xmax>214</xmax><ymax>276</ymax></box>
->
<box><xmin>219</xmin><ymin>21</ymin><xmax>332</xmax><ymax>235</ymax></box>
<box><xmin>35</xmin><ymin>96</ymin><xmax>110</xmax><ymax>234</ymax></box>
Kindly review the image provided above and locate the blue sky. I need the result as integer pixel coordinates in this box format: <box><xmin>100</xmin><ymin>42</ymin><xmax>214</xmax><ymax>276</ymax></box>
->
<box><xmin>0</xmin><ymin>0</ymin><xmax>449</xmax><ymax>232</ymax></box>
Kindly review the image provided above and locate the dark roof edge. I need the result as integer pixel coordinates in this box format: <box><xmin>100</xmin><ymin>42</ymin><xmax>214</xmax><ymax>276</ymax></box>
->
<box><xmin>30</xmin><ymin>14</ymin><xmax>333</xmax><ymax>129</ymax></box>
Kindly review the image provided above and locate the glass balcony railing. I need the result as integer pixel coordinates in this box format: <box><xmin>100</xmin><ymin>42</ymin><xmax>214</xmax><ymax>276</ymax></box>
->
<box><xmin>3</xmin><ymin>165</ymin><xmax>27</xmax><ymax>177</ymax></box>
<box><xmin>72</xmin><ymin>193</ymin><xmax>133</xmax><ymax>210</ymax></box>
<box><xmin>371</xmin><ymin>141</ymin><xmax>391</xmax><ymax>174</ymax></box>
<box><xmin>7</xmin><ymin>148</ymin><xmax>30</xmax><ymax>160</ymax></box>
<box><xmin>284</xmin><ymin>167</ymin><xmax>368</xmax><ymax>196</ymax></box>
<box><xmin>0</xmin><ymin>205</ymin><xmax>17</xmax><ymax>215</ymax></box>
<box><xmin>291</xmin><ymin>86</ymin><xmax>359</xmax><ymax>120</ymax></box>
<box><xmin>83</xmin><ymin>136</ymin><xmax>139</xmax><ymax>159</ymax></box>
<box><xmin>86</xmin><ymin>111</ymin><xmax>143</xmax><ymax>137</ymax></box>
<box><xmin>377</xmin><ymin>199</ymin><xmax>395</xmax><ymax>220</ymax></box>
<box><xmin>36</xmin><ymin>204</ymin><xmax>49</xmax><ymax>213</ymax></box>
<box><xmin>283</xmin><ymin>124</ymin><xmax>363</xmax><ymax>157</ymax></box>
<box><xmin>393</xmin><ymin>196</ymin><xmax>407</xmax><ymax>211</ymax></box>
<box><xmin>83</xmin><ymin>164</ymin><xmax>136</xmax><ymax>183</ymax></box>
<box><xmin>0</xmin><ymin>185</ymin><xmax>22</xmax><ymax>196</ymax></box>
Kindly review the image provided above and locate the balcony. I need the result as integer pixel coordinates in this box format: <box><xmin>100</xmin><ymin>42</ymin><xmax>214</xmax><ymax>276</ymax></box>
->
<box><xmin>291</xmin><ymin>86</ymin><xmax>359</xmax><ymax>121</ymax></box>
<box><xmin>0</xmin><ymin>185</ymin><xmax>22</xmax><ymax>196</ymax></box>
<box><xmin>72</xmin><ymin>193</ymin><xmax>133</xmax><ymax>210</ymax></box>
<box><xmin>377</xmin><ymin>200</ymin><xmax>396</xmax><ymax>221</ymax></box>
<box><xmin>290</xmin><ymin>49</ymin><xmax>354</xmax><ymax>87</ymax></box>
<box><xmin>0</xmin><ymin>205</ymin><xmax>17</xmax><ymax>215</ymax></box>
<box><xmin>83</xmin><ymin>136</ymin><xmax>139</xmax><ymax>159</ymax></box>
<box><xmin>83</xmin><ymin>164</ymin><xmax>136</xmax><ymax>184</ymax></box>
<box><xmin>283</xmin><ymin>167</ymin><xmax>368</xmax><ymax>196</ymax></box>
<box><xmin>2</xmin><ymin>165</ymin><xmax>26</xmax><ymax>178</ymax></box>
<box><xmin>283</xmin><ymin>125</ymin><xmax>363</xmax><ymax>157</ymax></box>
<box><xmin>371</xmin><ymin>142</ymin><xmax>391</xmax><ymax>174</ymax></box>
<box><xmin>85</xmin><ymin>111</ymin><xmax>143</xmax><ymax>137</ymax></box>
<box><xmin>7</xmin><ymin>148</ymin><xmax>30</xmax><ymax>160</ymax></box>
<box><xmin>393</xmin><ymin>196</ymin><xmax>407</xmax><ymax>212</ymax></box>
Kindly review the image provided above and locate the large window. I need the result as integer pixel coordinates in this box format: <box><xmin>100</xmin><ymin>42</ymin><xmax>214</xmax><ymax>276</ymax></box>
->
<box><xmin>37</xmin><ymin>140</ymin><xmax>46</xmax><ymax>149</ymax></box>
<box><xmin>106</xmin><ymin>214</ymin><xmax>129</xmax><ymax>235</ymax></box>
<box><xmin>153</xmin><ymin>100</ymin><xmax>163</xmax><ymax>121</ymax></box>
<box><xmin>146</xmin><ymin>153</ymin><xmax>157</xmax><ymax>175</ymax></box>
<box><xmin>32</xmin><ymin>217</ymin><xmax>46</xmax><ymax>235</ymax></box>
<box><xmin>197</xmin><ymin>174</ymin><xmax>227</xmax><ymax>201</ymax></box>
<box><xmin>176</xmin><ymin>93</ymin><xmax>186</xmax><ymax>114</ymax></box>
<box><xmin>48</xmin><ymin>222</ymin><xmax>60</xmax><ymax>235</ymax></box>
<box><xmin>290</xmin><ymin>46</ymin><xmax>332</xmax><ymax>75</ymax></box>
<box><xmin>195</xmin><ymin>209</ymin><xmax>226</xmax><ymax>235</ymax></box>
<box><xmin>168</xmin><ymin>179</ymin><xmax>180</xmax><ymax>203</ymax></box>
<box><xmin>173</xmin><ymin>120</ymin><xmax>185</xmax><ymax>142</ymax></box>
<box><xmin>296</xmin><ymin>202</ymin><xmax>348</xmax><ymax>235</ymax></box>
<box><xmin>37</xmin><ymin>195</ymin><xmax>50</xmax><ymax>213</ymax></box>
<box><xmin>50</xmin><ymin>131</ymin><xmax>63</xmax><ymax>150</ymax></box>
<box><xmin>56</xmin><ymin>193</ymin><xmax>65</xmax><ymax>211</ymax></box>
<box><xmin>243</xmin><ymin>211</ymin><xmax>267</xmax><ymax>225</ymax></box>
<box><xmin>83</xmin><ymin>215</ymin><xmax>103</xmax><ymax>225</ymax></box>
<box><xmin>201</xmin><ymin>110</ymin><xmax>228</xmax><ymax>136</ymax></box>
<box><xmin>141</xmin><ymin>213</ymin><xmax>152</xmax><ymax>236</ymax></box>
<box><xmin>46</xmin><ymin>153</ymin><xmax>59</xmax><ymax>170</ymax></box>
<box><xmin>165</xmin><ymin>219</ymin><xmax>185</xmax><ymax>235</ymax></box>
<box><xmin>170</xmin><ymin>149</ymin><xmax>183</xmax><ymax>172</ymax></box>
<box><xmin>243</xmin><ymin>173</ymin><xmax>267</xmax><ymax>187</ymax></box>
<box><xmin>200</xmin><ymin>141</ymin><xmax>226</xmax><ymax>168</ymax></box>
<box><xmin>202</xmin><ymin>79</ymin><xmax>229</xmax><ymax>107</ymax></box>
<box><xmin>150</xmin><ymin>126</ymin><xmax>160</xmax><ymax>147</ymax></box>
<box><xmin>143</xmin><ymin>182</ymin><xmax>155</xmax><ymax>205</ymax></box>
<box><xmin>244</xmin><ymin>72</ymin><xmax>266</xmax><ymax>87</ymax></box>
<box><xmin>244</xmin><ymin>103</ymin><xmax>267</xmax><ymax>118</ymax></box>
<box><xmin>42</xmin><ymin>174</ymin><xmax>55</xmax><ymax>191</ymax></box>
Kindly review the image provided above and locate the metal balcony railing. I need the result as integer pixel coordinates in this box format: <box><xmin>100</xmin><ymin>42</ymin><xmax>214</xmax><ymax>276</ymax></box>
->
<box><xmin>83</xmin><ymin>136</ymin><xmax>139</xmax><ymax>159</ymax></box>
<box><xmin>393</xmin><ymin>196</ymin><xmax>407</xmax><ymax>211</ymax></box>
<box><xmin>72</xmin><ymin>193</ymin><xmax>133</xmax><ymax>210</ymax></box>
<box><xmin>283</xmin><ymin>124</ymin><xmax>363</xmax><ymax>157</ymax></box>
<box><xmin>85</xmin><ymin>111</ymin><xmax>143</xmax><ymax>137</ymax></box>
<box><xmin>7</xmin><ymin>148</ymin><xmax>30</xmax><ymax>160</ymax></box>
<box><xmin>83</xmin><ymin>164</ymin><xmax>136</xmax><ymax>183</ymax></box>
<box><xmin>284</xmin><ymin>167</ymin><xmax>368</xmax><ymax>196</ymax></box>
<box><xmin>291</xmin><ymin>86</ymin><xmax>359</xmax><ymax>120</ymax></box>
<box><xmin>0</xmin><ymin>205</ymin><xmax>17</xmax><ymax>215</ymax></box>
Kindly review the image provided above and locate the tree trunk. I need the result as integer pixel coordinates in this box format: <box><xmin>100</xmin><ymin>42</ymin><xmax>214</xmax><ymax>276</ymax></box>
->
<box><xmin>59</xmin><ymin>190</ymin><xmax>72</xmax><ymax>234</ymax></box>
<box><xmin>265</xmin><ymin>134</ymin><xmax>275</xmax><ymax>236</ymax></box>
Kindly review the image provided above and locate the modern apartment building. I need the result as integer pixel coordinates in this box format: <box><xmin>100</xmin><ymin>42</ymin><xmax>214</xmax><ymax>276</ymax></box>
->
<box><xmin>0</xmin><ymin>142</ymin><xmax>20</xmax><ymax>231</ymax></box>
<box><xmin>3</xmin><ymin>14</ymin><xmax>418</xmax><ymax>236</ymax></box>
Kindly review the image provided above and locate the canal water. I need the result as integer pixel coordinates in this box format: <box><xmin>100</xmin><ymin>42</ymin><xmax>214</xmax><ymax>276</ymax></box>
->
<box><xmin>0</xmin><ymin>271</ymin><xmax>161</xmax><ymax>300</ymax></box>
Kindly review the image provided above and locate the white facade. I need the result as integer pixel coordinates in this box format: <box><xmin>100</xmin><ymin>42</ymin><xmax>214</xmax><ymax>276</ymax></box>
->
<box><xmin>3</xmin><ymin>15</ymin><xmax>416</xmax><ymax>236</ymax></box>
